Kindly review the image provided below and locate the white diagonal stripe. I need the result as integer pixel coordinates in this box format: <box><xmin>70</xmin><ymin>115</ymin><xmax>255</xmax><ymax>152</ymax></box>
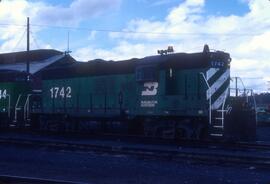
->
<box><xmin>211</xmin><ymin>87</ymin><xmax>229</xmax><ymax>110</ymax></box>
<box><xmin>206</xmin><ymin>68</ymin><xmax>219</xmax><ymax>80</ymax></box>
<box><xmin>207</xmin><ymin>69</ymin><xmax>230</xmax><ymax>100</ymax></box>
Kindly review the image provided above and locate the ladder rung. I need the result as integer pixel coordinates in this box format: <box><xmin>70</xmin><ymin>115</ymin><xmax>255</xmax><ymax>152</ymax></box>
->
<box><xmin>215</xmin><ymin>118</ymin><xmax>224</xmax><ymax>120</ymax></box>
<box><xmin>213</xmin><ymin>125</ymin><xmax>223</xmax><ymax>128</ymax></box>
<box><xmin>16</xmin><ymin>108</ymin><xmax>21</xmax><ymax>110</ymax></box>
<box><xmin>9</xmin><ymin>124</ymin><xmax>16</xmax><ymax>127</ymax></box>
<box><xmin>216</xmin><ymin>110</ymin><xmax>227</xmax><ymax>112</ymax></box>
<box><xmin>210</xmin><ymin>133</ymin><xmax>223</xmax><ymax>137</ymax></box>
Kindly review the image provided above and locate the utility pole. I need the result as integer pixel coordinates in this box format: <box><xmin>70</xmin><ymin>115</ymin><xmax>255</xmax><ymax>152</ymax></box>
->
<box><xmin>26</xmin><ymin>17</ymin><xmax>30</xmax><ymax>74</ymax></box>
<box><xmin>235</xmin><ymin>77</ymin><xmax>238</xmax><ymax>97</ymax></box>
<box><xmin>67</xmin><ymin>31</ymin><xmax>70</xmax><ymax>53</ymax></box>
<box><xmin>65</xmin><ymin>31</ymin><xmax>72</xmax><ymax>55</ymax></box>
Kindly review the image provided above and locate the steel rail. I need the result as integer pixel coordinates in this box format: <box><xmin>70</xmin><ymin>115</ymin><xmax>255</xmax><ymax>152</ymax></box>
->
<box><xmin>0</xmin><ymin>174</ymin><xmax>87</xmax><ymax>184</ymax></box>
<box><xmin>0</xmin><ymin>137</ymin><xmax>270</xmax><ymax>168</ymax></box>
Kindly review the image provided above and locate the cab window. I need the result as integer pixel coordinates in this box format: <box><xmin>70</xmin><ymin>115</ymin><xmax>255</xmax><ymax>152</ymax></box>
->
<box><xmin>165</xmin><ymin>68</ymin><xmax>178</xmax><ymax>95</ymax></box>
<box><xmin>136</xmin><ymin>65</ymin><xmax>157</xmax><ymax>82</ymax></box>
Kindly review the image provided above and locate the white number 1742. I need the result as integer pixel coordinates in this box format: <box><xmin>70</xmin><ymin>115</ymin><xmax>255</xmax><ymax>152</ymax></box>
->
<box><xmin>50</xmin><ymin>87</ymin><xmax>72</xmax><ymax>99</ymax></box>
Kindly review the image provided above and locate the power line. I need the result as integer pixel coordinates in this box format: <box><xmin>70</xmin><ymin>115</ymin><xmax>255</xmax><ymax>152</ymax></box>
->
<box><xmin>31</xmin><ymin>23</ymin><xmax>261</xmax><ymax>36</ymax></box>
<box><xmin>0</xmin><ymin>22</ymin><xmax>265</xmax><ymax>36</ymax></box>
<box><xmin>12</xmin><ymin>28</ymin><xmax>27</xmax><ymax>52</ymax></box>
<box><xmin>0</xmin><ymin>23</ymin><xmax>26</xmax><ymax>27</ymax></box>
<box><xmin>30</xmin><ymin>30</ymin><xmax>41</xmax><ymax>49</ymax></box>
<box><xmin>241</xmin><ymin>77</ymin><xmax>264</xmax><ymax>80</ymax></box>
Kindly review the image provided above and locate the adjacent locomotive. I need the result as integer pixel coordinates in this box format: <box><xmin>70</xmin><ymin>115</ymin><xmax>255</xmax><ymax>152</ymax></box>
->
<box><xmin>0</xmin><ymin>45</ymin><xmax>257</xmax><ymax>141</ymax></box>
<box><xmin>0</xmin><ymin>70</ymin><xmax>31</xmax><ymax>128</ymax></box>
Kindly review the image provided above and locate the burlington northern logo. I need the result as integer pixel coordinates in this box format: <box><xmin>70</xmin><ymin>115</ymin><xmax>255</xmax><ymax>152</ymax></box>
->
<box><xmin>141</xmin><ymin>82</ymin><xmax>158</xmax><ymax>96</ymax></box>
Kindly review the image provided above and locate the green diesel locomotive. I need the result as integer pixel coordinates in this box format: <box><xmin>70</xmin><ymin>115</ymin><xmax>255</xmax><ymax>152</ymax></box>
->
<box><xmin>0</xmin><ymin>46</ymin><xmax>256</xmax><ymax>141</ymax></box>
<box><xmin>31</xmin><ymin>45</ymin><xmax>256</xmax><ymax>140</ymax></box>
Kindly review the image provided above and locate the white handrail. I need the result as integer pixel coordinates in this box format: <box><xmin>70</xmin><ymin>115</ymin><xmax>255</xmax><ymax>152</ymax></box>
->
<box><xmin>200</xmin><ymin>72</ymin><xmax>212</xmax><ymax>125</ymax></box>
<box><xmin>27</xmin><ymin>94</ymin><xmax>32</xmax><ymax>120</ymax></box>
<box><xmin>251</xmin><ymin>90</ymin><xmax>257</xmax><ymax>124</ymax></box>
<box><xmin>14</xmin><ymin>94</ymin><xmax>22</xmax><ymax>122</ymax></box>
<box><xmin>24</xmin><ymin>94</ymin><xmax>32</xmax><ymax>121</ymax></box>
<box><xmin>0</xmin><ymin>94</ymin><xmax>11</xmax><ymax>118</ymax></box>
<box><xmin>6</xmin><ymin>94</ymin><xmax>11</xmax><ymax>118</ymax></box>
<box><xmin>221</xmin><ymin>88</ymin><xmax>229</xmax><ymax>128</ymax></box>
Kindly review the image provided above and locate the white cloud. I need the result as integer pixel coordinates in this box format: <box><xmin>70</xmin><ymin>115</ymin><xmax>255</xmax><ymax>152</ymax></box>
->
<box><xmin>236</xmin><ymin>31</ymin><xmax>270</xmax><ymax>54</ymax></box>
<box><xmin>151</xmin><ymin>0</ymin><xmax>180</xmax><ymax>6</ymax></box>
<box><xmin>74</xmin><ymin>41</ymin><xmax>157</xmax><ymax>61</ymax></box>
<box><xmin>35</xmin><ymin>0</ymin><xmax>121</xmax><ymax>25</ymax></box>
<box><xmin>110</xmin><ymin>0</ymin><xmax>204</xmax><ymax>41</ymax></box>
<box><xmin>88</xmin><ymin>31</ymin><xmax>98</xmax><ymax>41</ymax></box>
<box><xmin>0</xmin><ymin>0</ymin><xmax>121</xmax><ymax>52</ymax></box>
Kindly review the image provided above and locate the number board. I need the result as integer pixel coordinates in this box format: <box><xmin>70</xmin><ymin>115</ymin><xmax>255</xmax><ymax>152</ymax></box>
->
<box><xmin>210</xmin><ymin>61</ymin><xmax>225</xmax><ymax>68</ymax></box>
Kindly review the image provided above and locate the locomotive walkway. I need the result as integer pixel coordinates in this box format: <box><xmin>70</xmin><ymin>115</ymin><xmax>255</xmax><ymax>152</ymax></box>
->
<box><xmin>0</xmin><ymin>132</ymin><xmax>270</xmax><ymax>168</ymax></box>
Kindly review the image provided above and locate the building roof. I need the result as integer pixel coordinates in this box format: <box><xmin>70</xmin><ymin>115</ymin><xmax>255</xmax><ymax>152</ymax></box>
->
<box><xmin>0</xmin><ymin>49</ymin><xmax>74</xmax><ymax>74</ymax></box>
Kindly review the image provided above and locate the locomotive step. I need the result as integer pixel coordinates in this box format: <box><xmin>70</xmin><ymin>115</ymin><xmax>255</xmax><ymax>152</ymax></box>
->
<box><xmin>215</xmin><ymin>117</ymin><xmax>224</xmax><ymax>120</ymax></box>
<box><xmin>211</xmin><ymin>121</ymin><xmax>224</xmax><ymax>125</ymax></box>
<box><xmin>209</xmin><ymin>122</ymin><xmax>224</xmax><ymax>138</ymax></box>
<box><xmin>213</xmin><ymin>125</ymin><xmax>223</xmax><ymax>128</ymax></box>
<box><xmin>210</xmin><ymin>133</ymin><xmax>223</xmax><ymax>137</ymax></box>
<box><xmin>216</xmin><ymin>109</ymin><xmax>228</xmax><ymax>112</ymax></box>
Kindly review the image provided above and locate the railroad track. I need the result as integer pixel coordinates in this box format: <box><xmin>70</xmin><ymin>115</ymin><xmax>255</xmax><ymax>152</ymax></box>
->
<box><xmin>177</xmin><ymin>139</ymin><xmax>270</xmax><ymax>152</ymax></box>
<box><xmin>0</xmin><ymin>174</ymin><xmax>86</xmax><ymax>184</ymax></box>
<box><xmin>0</xmin><ymin>136</ymin><xmax>270</xmax><ymax>168</ymax></box>
<box><xmin>221</xmin><ymin>141</ymin><xmax>270</xmax><ymax>151</ymax></box>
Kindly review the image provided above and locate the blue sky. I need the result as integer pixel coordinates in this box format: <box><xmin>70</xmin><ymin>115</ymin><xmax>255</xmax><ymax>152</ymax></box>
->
<box><xmin>0</xmin><ymin>0</ymin><xmax>270</xmax><ymax>92</ymax></box>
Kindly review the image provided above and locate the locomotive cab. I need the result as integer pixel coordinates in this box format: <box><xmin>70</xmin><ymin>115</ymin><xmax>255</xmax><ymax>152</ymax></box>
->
<box><xmin>135</xmin><ymin>46</ymin><xmax>256</xmax><ymax>141</ymax></box>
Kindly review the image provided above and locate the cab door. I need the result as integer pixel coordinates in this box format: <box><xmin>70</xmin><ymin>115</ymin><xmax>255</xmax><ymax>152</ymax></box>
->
<box><xmin>135</xmin><ymin>64</ymin><xmax>159</xmax><ymax>115</ymax></box>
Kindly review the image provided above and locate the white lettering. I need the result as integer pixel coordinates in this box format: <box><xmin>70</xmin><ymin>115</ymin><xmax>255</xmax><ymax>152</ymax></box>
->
<box><xmin>0</xmin><ymin>89</ymin><xmax>7</xmax><ymax>99</ymax></box>
<box><xmin>141</xmin><ymin>100</ymin><xmax>158</xmax><ymax>107</ymax></box>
